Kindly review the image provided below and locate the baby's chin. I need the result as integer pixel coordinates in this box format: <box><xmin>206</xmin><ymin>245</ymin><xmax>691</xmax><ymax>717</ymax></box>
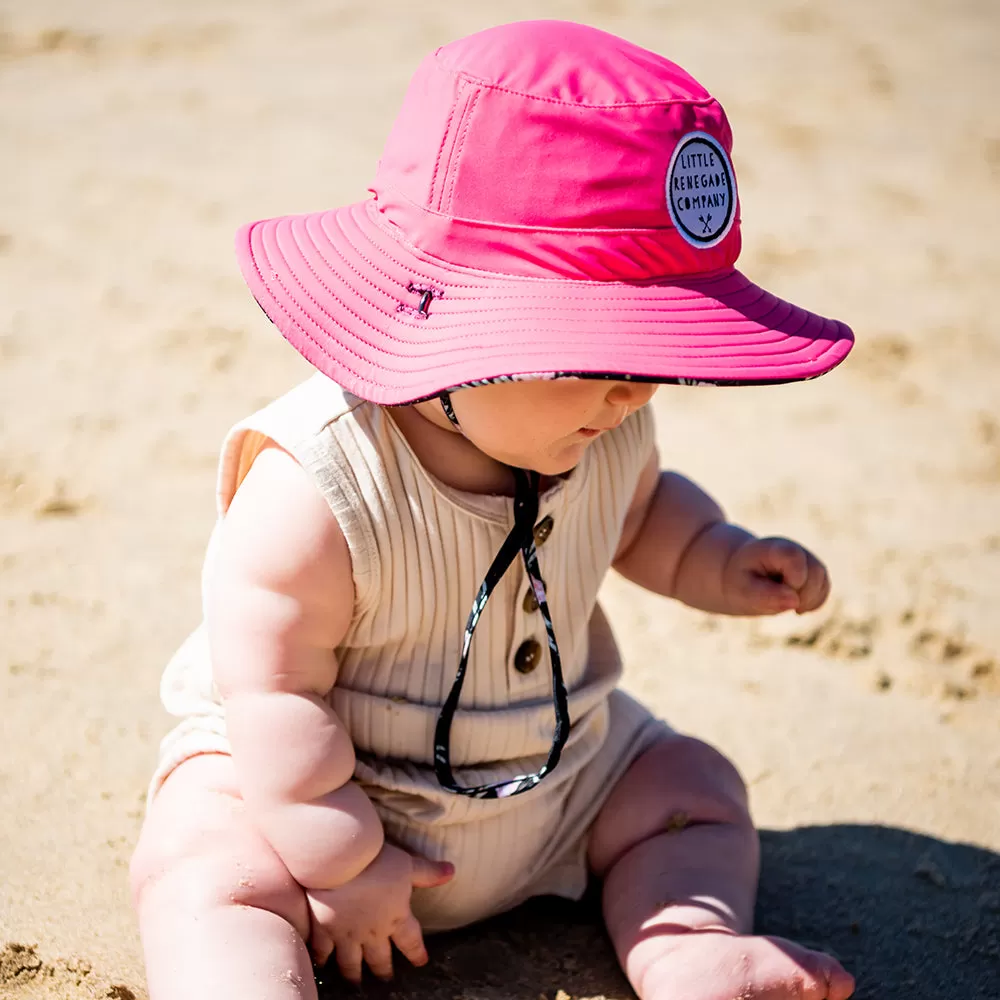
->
<box><xmin>520</xmin><ymin>440</ymin><xmax>590</xmax><ymax>477</ymax></box>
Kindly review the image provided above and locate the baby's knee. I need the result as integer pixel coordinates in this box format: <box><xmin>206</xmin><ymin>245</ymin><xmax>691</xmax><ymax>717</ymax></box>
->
<box><xmin>639</xmin><ymin>736</ymin><xmax>751</xmax><ymax>824</ymax></box>
<box><xmin>589</xmin><ymin>736</ymin><xmax>753</xmax><ymax>875</ymax></box>
<box><xmin>130</xmin><ymin>801</ymin><xmax>307</xmax><ymax>937</ymax></box>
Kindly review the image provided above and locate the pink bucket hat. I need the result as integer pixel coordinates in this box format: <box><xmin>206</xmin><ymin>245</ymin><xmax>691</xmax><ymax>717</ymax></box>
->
<box><xmin>236</xmin><ymin>20</ymin><xmax>853</xmax><ymax>404</ymax></box>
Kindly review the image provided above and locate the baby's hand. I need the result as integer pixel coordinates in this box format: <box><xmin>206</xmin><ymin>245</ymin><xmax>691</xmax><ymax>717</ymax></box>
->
<box><xmin>306</xmin><ymin>843</ymin><xmax>453</xmax><ymax>984</ymax></box>
<box><xmin>722</xmin><ymin>536</ymin><xmax>829</xmax><ymax>616</ymax></box>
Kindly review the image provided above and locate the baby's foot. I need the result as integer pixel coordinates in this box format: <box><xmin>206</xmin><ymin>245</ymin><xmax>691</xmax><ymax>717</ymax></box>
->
<box><xmin>637</xmin><ymin>930</ymin><xmax>855</xmax><ymax>1000</ymax></box>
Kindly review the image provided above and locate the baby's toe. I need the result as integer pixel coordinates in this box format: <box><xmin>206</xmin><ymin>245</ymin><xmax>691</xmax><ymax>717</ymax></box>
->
<box><xmin>789</xmin><ymin>941</ymin><xmax>855</xmax><ymax>1000</ymax></box>
<box><xmin>820</xmin><ymin>955</ymin><xmax>855</xmax><ymax>1000</ymax></box>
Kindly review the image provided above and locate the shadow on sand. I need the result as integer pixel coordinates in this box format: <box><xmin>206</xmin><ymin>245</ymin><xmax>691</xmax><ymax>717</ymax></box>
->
<box><xmin>317</xmin><ymin>824</ymin><xmax>1000</xmax><ymax>1000</ymax></box>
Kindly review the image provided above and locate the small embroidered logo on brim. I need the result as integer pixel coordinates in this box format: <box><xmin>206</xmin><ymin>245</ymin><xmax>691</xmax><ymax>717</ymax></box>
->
<box><xmin>666</xmin><ymin>132</ymin><xmax>736</xmax><ymax>249</ymax></box>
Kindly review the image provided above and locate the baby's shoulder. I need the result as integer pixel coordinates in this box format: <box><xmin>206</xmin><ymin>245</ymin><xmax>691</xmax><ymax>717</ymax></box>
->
<box><xmin>211</xmin><ymin>442</ymin><xmax>356</xmax><ymax>650</ymax></box>
<box><xmin>248</xmin><ymin>373</ymin><xmax>369</xmax><ymax>441</ymax></box>
<box><xmin>214</xmin><ymin>374</ymin><xmax>384</xmax><ymax>612</ymax></box>
<box><xmin>217</xmin><ymin>374</ymin><xmax>377</xmax><ymax>513</ymax></box>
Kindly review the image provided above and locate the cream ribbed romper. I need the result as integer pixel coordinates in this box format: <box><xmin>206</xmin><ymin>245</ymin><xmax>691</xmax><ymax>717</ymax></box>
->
<box><xmin>152</xmin><ymin>374</ymin><xmax>669</xmax><ymax>931</ymax></box>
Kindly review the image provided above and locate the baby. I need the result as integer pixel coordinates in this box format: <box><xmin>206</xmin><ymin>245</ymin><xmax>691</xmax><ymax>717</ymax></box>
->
<box><xmin>130</xmin><ymin>20</ymin><xmax>856</xmax><ymax>1000</ymax></box>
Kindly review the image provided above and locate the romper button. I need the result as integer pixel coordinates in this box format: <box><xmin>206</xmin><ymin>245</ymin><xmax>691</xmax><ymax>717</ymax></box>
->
<box><xmin>514</xmin><ymin>638</ymin><xmax>543</xmax><ymax>674</ymax></box>
<box><xmin>522</xmin><ymin>581</ymin><xmax>546</xmax><ymax>613</ymax></box>
<box><xmin>533</xmin><ymin>515</ymin><xmax>555</xmax><ymax>546</ymax></box>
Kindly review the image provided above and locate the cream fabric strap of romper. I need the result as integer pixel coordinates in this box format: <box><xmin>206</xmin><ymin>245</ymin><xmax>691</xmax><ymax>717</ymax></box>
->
<box><xmin>152</xmin><ymin>374</ymin><xmax>669</xmax><ymax>930</ymax></box>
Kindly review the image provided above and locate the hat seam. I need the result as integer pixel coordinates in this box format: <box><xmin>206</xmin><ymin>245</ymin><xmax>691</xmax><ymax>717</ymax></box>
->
<box><xmin>377</xmin><ymin>181</ymin><xmax>686</xmax><ymax>237</ymax></box>
<box><xmin>271</xmin><ymin>221</ymin><xmax>433</xmax><ymax>358</ymax></box>
<box><xmin>422</xmin><ymin>274</ymin><xmax>764</xmax><ymax>304</ymax></box>
<box><xmin>442</xmin><ymin>87</ymin><xmax>482</xmax><ymax>214</ymax></box>
<box><xmin>364</xmin><ymin>199</ymin><xmax>740</xmax><ymax>286</ymax></box>
<box><xmin>428</xmin><ymin>79</ymin><xmax>465</xmax><ymax>211</ymax></box>
<box><xmin>318</xmin><ymin>211</ymin><xmax>416</xmax><ymax>300</ymax></box>
<box><xmin>250</xmin><ymin>224</ymin><xmax>394</xmax><ymax>386</ymax></box>
<box><xmin>449</xmin><ymin>66</ymin><xmax>718</xmax><ymax>111</ymax></box>
<box><xmin>375</xmin><ymin>313</ymin><xmax>817</xmax><ymax>351</ymax></box>
<box><xmin>337</xmin><ymin>204</ymin><xmax>753</xmax><ymax>304</ymax></box>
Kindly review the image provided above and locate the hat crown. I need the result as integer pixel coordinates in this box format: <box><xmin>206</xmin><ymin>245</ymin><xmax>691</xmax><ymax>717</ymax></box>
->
<box><xmin>434</xmin><ymin>20</ymin><xmax>708</xmax><ymax>106</ymax></box>
<box><xmin>371</xmin><ymin>20</ymin><xmax>741</xmax><ymax>280</ymax></box>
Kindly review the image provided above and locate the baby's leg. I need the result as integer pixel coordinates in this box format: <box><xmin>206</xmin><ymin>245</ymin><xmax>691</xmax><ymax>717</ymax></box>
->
<box><xmin>588</xmin><ymin>736</ymin><xmax>855</xmax><ymax>1000</ymax></box>
<box><xmin>130</xmin><ymin>754</ymin><xmax>316</xmax><ymax>1000</ymax></box>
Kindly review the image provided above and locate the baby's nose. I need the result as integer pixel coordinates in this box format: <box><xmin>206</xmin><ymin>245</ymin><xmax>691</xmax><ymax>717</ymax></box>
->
<box><xmin>606</xmin><ymin>381</ymin><xmax>658</xmax><ymax>409</ymax></box>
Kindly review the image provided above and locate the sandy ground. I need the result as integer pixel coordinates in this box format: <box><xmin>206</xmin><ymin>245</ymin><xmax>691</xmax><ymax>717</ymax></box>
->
<box><xmin>1</xmin><ymin>1</ymin><xmax>999</xmax><ymax>997</ymax></box>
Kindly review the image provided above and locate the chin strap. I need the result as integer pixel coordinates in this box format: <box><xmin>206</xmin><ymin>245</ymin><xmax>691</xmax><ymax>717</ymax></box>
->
<box><xmin>440</xmin><ymin>390</ymin><xmax>460</xmax><ymax>429</ymax></box>
<box><xmin>432</xmin><ymin>391</ymin><xmax>569</xmax><ymax>798</ymax></box>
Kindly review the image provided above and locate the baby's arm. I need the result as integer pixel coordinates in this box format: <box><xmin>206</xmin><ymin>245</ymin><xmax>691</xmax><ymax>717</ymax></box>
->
<box><xmin>612</xmin><ymin>449</ymin><xmax>829</xmax><ymax>616</ymax></box>
<box><xmin>207</xmin><ymin>443</ymin><xmax>383</xmax><ymax>890</ymax></box>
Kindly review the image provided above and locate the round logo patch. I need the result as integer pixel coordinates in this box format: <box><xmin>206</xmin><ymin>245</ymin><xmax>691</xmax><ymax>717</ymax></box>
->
<box><xmin>666</xmin><ymin>132</ymin><xmax>736</xmax><ymax>249</ymax></box>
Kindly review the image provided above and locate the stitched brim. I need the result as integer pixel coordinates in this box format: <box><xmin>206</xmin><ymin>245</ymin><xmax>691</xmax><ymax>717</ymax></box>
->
<box><xmin>235</xmin><ymin>200</ymin><xmax>853</xmax><ymax>404</ymax></box>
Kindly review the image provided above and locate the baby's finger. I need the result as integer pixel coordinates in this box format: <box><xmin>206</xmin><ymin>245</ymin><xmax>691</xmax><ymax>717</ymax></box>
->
<box><xmin>391</xmin><ymin>914</ymin><xmax>429</xmax><ymax>968</ymax></box>
<box><xmin>409</xmin><ymin>854</ymin><xmax>455</xmax><ymax>888</ymax></box>
<box><xmin>310</xmin><ymin>932</ymin><xmax>334</xmax><ymax>969</ymax></box>
<box><xmin>335</xmin><ymin>940</ymin><xmax>364</xmax><ymax>986</ymax></box>
<box><xmin>743</xmin><ymin>575</ymin><xmax>799</xmax><ymax>615</ymax></box>
<box><xmin>797</xmin><ymin>558</ymin><xmax>829</xmax><ymax>613</ymax></box>
<box><xmin>363</xmin><ymin>937</ymin><xmax>394</xmax><ymax>981</ymax></box>
<box><xmin>307</xmin><ymin>910</ymin><xmax>334</xmax><ymax>968</ymax></box>
<box><xmin>761</xmin><ymin>538</ymin><xmax>810</xmax><ymax>590</ymax></box>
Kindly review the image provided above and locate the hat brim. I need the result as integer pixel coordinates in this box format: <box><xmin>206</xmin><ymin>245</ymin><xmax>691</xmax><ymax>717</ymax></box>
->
<box><xmin>236</xmin><ymin>200</ymin><xmax>853</xmax><ymax>405</ymax></box>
